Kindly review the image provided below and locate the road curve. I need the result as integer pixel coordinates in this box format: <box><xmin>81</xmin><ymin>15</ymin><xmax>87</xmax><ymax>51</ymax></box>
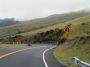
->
<box><xmin>0</xmin><ymin>44</ymin><xmax>66</xmax><ymax>67</ymax></box>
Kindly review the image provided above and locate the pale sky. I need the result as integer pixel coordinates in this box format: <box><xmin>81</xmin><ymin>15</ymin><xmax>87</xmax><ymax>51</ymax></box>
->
<box><xmin>0</xmin><ymin>0</ymin><xmax>90</xmax><ymax>20</ymax></box>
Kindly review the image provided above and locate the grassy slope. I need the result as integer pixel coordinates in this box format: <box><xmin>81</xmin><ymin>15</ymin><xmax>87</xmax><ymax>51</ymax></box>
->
<box><xmin>54</xmin><ymin>41</ymin><xmax>90</xmax><ymax>67</ymax></box>
<box><xmin>0</xmin><ymin>11</ymin><xmax>90</xmax><ymax>38</ymax></box>
<box><xmin>54</xmin><ymin>15</ymin><xmax>90</xmax><ymax>67</ymax></box>
<box><xmin>21</xmin><ymin>15</ymin><xmax>90</xmax><ymax>37</ymax></box>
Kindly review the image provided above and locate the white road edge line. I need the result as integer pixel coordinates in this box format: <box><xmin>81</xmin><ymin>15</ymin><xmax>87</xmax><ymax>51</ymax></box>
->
<box><xmin>43</xmin><ymin>46</ymin><xmax>56</xmax><ymax>67</ymax></box>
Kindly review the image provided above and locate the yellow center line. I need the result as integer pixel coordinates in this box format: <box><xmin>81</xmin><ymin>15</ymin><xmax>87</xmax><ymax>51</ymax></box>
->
<box><xmin>0</xmin><ymin>48</ymin><xmax>31</xmax><ymax>59</ymax></box>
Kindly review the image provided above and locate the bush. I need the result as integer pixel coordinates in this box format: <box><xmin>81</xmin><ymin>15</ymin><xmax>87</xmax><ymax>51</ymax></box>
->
<box><xmin>81</xmin><ymin>23</ymin><xmax>87</xmax><ymax>25</ymax></box>
<box><xmin>11</xmin><ymin>34</ymin><xmax>23</xmax><ymax>39</ymax></box>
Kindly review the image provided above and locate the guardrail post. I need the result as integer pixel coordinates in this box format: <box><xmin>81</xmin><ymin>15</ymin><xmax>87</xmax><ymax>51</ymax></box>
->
<box><xmin>77</xmin><ymin>61</ymin><xmax>81</xmax><ymax>67</ymax></box>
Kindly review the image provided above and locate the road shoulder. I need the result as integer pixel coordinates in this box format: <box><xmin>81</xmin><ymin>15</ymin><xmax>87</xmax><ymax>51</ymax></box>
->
<box><xmin>44</xmin><ymin>47</ymin><xmax>66</xmax><ymax>67</ymax></box>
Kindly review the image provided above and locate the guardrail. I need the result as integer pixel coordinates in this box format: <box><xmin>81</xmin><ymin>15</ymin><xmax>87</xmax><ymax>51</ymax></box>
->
<box><xmin>70</xmin><ymin>57</ymin><xmax>90</xmax><ymax>67</ymax></box>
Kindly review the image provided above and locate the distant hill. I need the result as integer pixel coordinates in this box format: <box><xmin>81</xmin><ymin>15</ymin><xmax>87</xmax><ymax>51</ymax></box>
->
<box><xmin>0</xmin><ymin>11</ymin><xmax>90</xmax><ymax>38</ymax></box>
<box><xmin>21</xmin><ymin>14</ymin><xmax>90</xmax><ymax>38</ymax></box>
<box><xmin>0</xmin><ymin>18</ymin><xmax>18</xmax><ymax>27</ymax></box>
<box><xmin>1</xmin><ymin>13</ymin><xmax>90</xmax><ymax>44</ymax></box>
<box><xmin>21</xmin><ymin>10</ymin><xmax>90</xmax><ymax>25</ymax></box>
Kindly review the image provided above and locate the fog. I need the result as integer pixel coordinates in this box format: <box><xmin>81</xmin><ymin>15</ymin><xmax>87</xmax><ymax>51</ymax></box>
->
<box><xmin>0</xmin><ymin>0</ymin><xmax>90</xmax><ymax>20</ymax></box>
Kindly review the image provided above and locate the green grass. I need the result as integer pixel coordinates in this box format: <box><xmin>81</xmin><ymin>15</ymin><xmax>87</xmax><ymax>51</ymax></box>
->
<box><xmin>21</xmin><ymin>15</ymin><xmax>90</xmax><ymax>37</ymax></box>
<box><xmin>69</xmin><ymin>16</ymin><xmax>90</xmax><ymax>39</ymax></box>
<box><xmin>0</xmin><ymin>11</ymin><xmax>89</xmax><ymax>38</ymax></box>
<box><xmin>0</xmin><ymin>43</ymin><xmax>27</xmax><ymax>47</ymax></box>
<box><xmin>53</xmin><ymin>15</ymin><xmax>90</xmax><ymax>67</ymax></box>
<box><xmin>54</xmin><ymin>42</ymin><xmax>90</xmax><ymax>67</ymax></box>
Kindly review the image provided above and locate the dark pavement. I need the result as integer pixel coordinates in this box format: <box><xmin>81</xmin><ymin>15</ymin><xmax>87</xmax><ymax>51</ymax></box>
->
<box><xmin>0</xmin><ymin>45</ymin><xmax>66</xmax><ymax>67</ymax></box>
<box><xmin>45</xmin><ymin>47</ymin><xmax>66</xmax><ymax>67</ymax></box>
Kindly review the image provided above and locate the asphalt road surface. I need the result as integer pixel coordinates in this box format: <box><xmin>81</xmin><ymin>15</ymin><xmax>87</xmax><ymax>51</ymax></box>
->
<box><xmin>0</xmin><ymin>44</ymin><xmax>66</xmax><ymax>67</ymax></box>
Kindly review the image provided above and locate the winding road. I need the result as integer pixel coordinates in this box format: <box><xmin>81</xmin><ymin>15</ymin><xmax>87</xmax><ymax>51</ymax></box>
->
<box><xmin>0</xmin><ymin>44</ymin><xmax>66</xmax><ymax>67</ymax></box>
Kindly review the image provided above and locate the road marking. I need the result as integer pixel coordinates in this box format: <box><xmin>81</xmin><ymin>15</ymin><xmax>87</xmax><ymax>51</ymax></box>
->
<box><xmin>43</xmin><ymin>46</ymin><xmax>56</xmax><ymax>67</ymax></box>
<box><xmin>0</xmin><ymin>46</ymin><xmax>47</xmax><ymax>59</ymax></box>
<box><xmin>0</xmin><ymin>48</ymin><xmax>32</xmax><ymax>59</ymax></box>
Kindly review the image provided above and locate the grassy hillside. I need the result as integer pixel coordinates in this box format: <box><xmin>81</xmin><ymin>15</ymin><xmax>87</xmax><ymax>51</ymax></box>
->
<box><xmin>0</xmin><ymin>11</ymin><xmax>90</xmax><ymax>38</ymax></box>
<box><xmin>54</xmin><ymin>15</ymin><xmax>90</xmax><ymax>67</ymax></box>
<box><xmin>6</xmin><ymin>14</ymin><xmax>89</xmax><ymax>45</ymax></box>
<box><xmin>21</xmin><ymin>15</ymin><xmax>90</xmax><ymax>37</ymax></box>
<box><xmin>0</xmin><ymin>18</ymin><xmax>18</xmax><ymax>27</ymax></box>
<box><xmin>54</xmin><ymin>36</ymin><xmax>90</xmax><ymax>67</ymax></box>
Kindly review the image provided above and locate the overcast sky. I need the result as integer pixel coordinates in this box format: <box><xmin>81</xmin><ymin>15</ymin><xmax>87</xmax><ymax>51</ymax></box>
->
<box><xmin>0</xmin><ymin>0</ymin><xmax>90</xmax><ymax>21</ymax></box>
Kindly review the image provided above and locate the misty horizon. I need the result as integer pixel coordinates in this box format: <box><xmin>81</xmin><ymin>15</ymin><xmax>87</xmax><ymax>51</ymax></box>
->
<box><xmin>0</xmin><ymin>0</ymin><xmax>90</xmax><ymax>21</ymax></box>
